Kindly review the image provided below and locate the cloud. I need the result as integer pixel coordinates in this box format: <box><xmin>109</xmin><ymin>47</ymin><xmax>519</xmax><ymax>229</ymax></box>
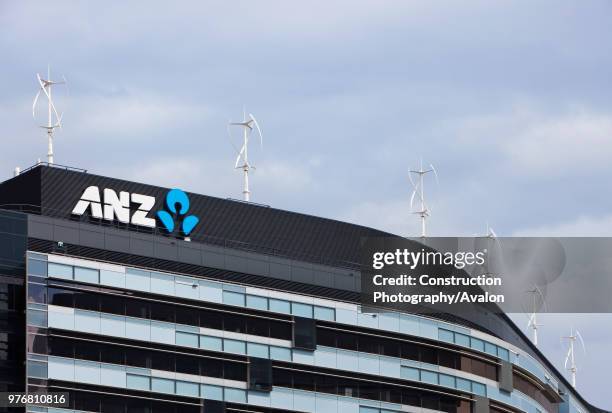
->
<box><xmin>513</xmin><ymin>214</ymin><xmax>612</xmax><ymax>237</ymax></box>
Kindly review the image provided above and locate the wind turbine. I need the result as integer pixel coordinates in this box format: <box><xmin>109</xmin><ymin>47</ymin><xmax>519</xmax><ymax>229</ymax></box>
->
<box><xmin>525</xmin><ymin>285</ymin><xmax>547</xmax><ymax>346</ymax></box>
<box><xmin>33</xmin><ymin>66</ymin><xmax>66</xmax><ymax>164</ymax></box>
<box><xmin>562</xmin><ymin>329</ymin><xmax>586</xmax><ymax>387</ymax></box>
<box><xmin>409</xmin><ymin>160</ymin><xmax>438</xmax><ymax>238</ymax></box>
<box><xmin>228</xmin><ymin>109</ymin><xmax>263</xmax><ymax>202</ymax></box>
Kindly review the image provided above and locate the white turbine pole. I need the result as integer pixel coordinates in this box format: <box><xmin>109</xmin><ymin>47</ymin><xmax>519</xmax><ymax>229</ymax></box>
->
<box><xmin>242</xmin><ymin>111</ymin><xmax>250</xmax><ymax>201</ymax></box>
<box><xmin>409</xmin><ymin>160</ymin><xmax>438</xmax><ymax>238</ymax></box>
<box><xmin>526</xmin><ymin>285</ymin><xmax>546</xmax><ymax>347</ymax></box>
<box><xmin>47</xmin><ymin>66</ymin><xmax>54</xmax><ymax>164</ymax></box>
<box><xmin>33</xmin><ymin>66</ymin><xmax>65</xmax><ymax>165</ymax></box>
<box><xmin>562</xmin><ymin>329</ymin><xmax>586</xmax><ymax>388</ymax></box>
<box><xmin>228</xmin><ymin>109</ymin><xmax>263</xmax><ymax>202</ymax></box>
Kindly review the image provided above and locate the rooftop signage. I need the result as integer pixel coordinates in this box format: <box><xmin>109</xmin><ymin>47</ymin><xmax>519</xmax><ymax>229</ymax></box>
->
<box><xmin>71</xmin><ymin>185</ymin><xmax>199</xmax><ymax>236</ymax></box>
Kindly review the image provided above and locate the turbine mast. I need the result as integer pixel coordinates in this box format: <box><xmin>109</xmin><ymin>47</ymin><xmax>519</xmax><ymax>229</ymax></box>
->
<box><xmin>562</xmin><ymin>329</ymin><xmax>586</xmax><ymax>388</ymax></box>
<box><xmin>228</xmin><ymin>108</ymin><xmax>263</xmax><ymax>202</ymax></box>
<box><xmin>33</xmin><ymin>66</ymin><xmax>66</xmax><ymax>165</ymax></box>
<box><xmin>409</xmin><ymin>159</ymin><xmax>438</xmax><ymax>238</ymax></box>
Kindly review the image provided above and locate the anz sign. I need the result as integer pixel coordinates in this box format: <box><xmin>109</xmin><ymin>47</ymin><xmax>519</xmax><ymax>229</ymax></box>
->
<box><xmin>71</xmin><ymin>186</ymin><xmax>200</xmax><ymax>236</ymax></box>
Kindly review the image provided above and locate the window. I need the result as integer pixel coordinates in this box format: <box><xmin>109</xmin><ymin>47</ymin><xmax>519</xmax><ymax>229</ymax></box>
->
<box><xmin>74</xmin><ymin>291</ymin><xmax>99</xmax><ymax>312</ymax></box>
<box><xmin>74</xmin><ymin>267</ymin><xmax>99</xmax><ymax>284</ymax></box>
<box><xmin>223</xmin><ymin>291</ymin><xmax>245</xmax><ymax>307</ymax></box>
<box><xmin>152</xmin><ymin>377</ymin><xmax>175</xmax><ymax>394</ymax></box>
<box><xmin>200</xmin><ymin>336</ymin><xmax>223</xmax><ymax>352</ymax></box>
<box><xmin>224</xmin><ymin>339</ymin><xmax>246</xmax><ymax>355</ymax></box>
<box><xmin>27</xmin><ymin>283</ymin><xmax>46</xmax><ymax>304</ymax></box>
<box><xmin>176</xmin><ymin>332</ymin><xmax>198</xmax><ymax>347</ymax></box>
<box><xmin>224</xmin><ymin>314</ymin><xmax>246</xmax><ymax>334</ymax></box>
<box><xmin>48</xmin><ymin>263</ymin><xmax>73</xmax><ymax>280</ymax></box>
<box><xmin>28</xmin><ymin>259</ymin><xmax>47</xmax><ymax>277</ymax></box>
<box><xmin>270</xmin><ymin>346</ymin><xmax>292</xmax><ymax>361</ymax></box>
<box><xmin>100</xmin><ymin>294</ymin><xmax>125</xmax><ymax>315</ymax></box>
<box><xmin>126</xmin><ymin>374</ymin><xmax>150</xmax><ymax>391</ymax></box>
<box><xmin>291</xmin><ymin>302</ymin><xmax>313</xmax><ymax>318</ymax></box>
<box><xmin>176</xmin><ymin>354</ymin><xmax>199</xmax><ymax>375</ymax></box>
<box><xmin>247</xmin><ymin>342</ymin><xmax>269</xmax><ymax>358</ymax></box>
<box><xmin>269</xmin><ymin>298</ymin><xmax>290</xmax><ymax>314</ymax></box>
<box><xmin>176</xmin><ymin>381</ymin><xmax>199</xmax><ymax>397</ymax></box>
<box><xmin>246</xmin><ymin>295</ymin><xmax>268</xmax><ymax>311</ymax></box>
<box><xmin>314</xmin><ymin>306</ymin><xmax>335</xmax><ymax>321</ymax></box>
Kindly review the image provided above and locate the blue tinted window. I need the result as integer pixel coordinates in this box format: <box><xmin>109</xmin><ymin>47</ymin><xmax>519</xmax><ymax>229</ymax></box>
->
<box><xmin>224</xmin><ymin>339</ymin><xmax>246</xmax><ymax>355</ymax></box>
<box><xmin>438</xmin><ymin>329</ymin><xmax>454</xmax><ymax>343</ymax></box>
<box><xmin>246</xmin><ymin>295</ymin><xmax>268</xmax><ymax>311</ymax></box>
<box><xmin>176</xmin><ymin>332</ymin><xmax>198</xmax><ymax>347</ymax></box>
<box><xmin>472</xmin><ymin>381</ymin><xmax>487</xmax><ymax>396</ymax></box>
<box><xmin>127</xmin><ymin>374</ymin><xmax>150</xmax><ymax>391</ymax></box>
<box><xmin>200</xmin><ymin>336</ymin><xmax>223</xmax><ymax>351</ymax></box>
<box><xmin>291</xmin><ymin>302</ymin><xmax>313</xmax><ymax>318</ymax></box>
<box><xmin>152</xmin><ymin>377</ymin><xmax>175</xmax><ymax>394</ymax></box>
<box><xmin>74</xmin><ymin>267</ymin><xmax>99</xmax><ymax>284</ymax></box>
<box><xmin>497</xmin><ymin>347</ymin><xmax>510</xmax><ymax>361</ymax></box>
<box><xmin>269</xmin><ymin>299</ymin><xmax>290</xmax><ymax>313</ymax></box>
<box><xmin>28</xmin><ymin>259</ymin><xmax>48</xmax><ymax>277</ymax></box>
<box><xmin>176</xmin><ymin>381</ymin><xmax>199</xmax><ymax>397</ymax></box>
<box><xmin>470</xmin><ymin>337</ymin><xmax>485</xmax><ymax>352</ymax></box>
<box><xmin>223</xmin><ymin>291</ymin><xmax>245</xmax><ymax>307</ymax></box>
<box><xmin>247</xmin><ymin>342</ymin><xmax>269</xmax><ymax>358</ymax></box>
<box><xmin>484</xmin><ymin>342</ymin><xmax>497</xmax><ymax>356</ymax></box>
<box><xmin>314</xmin><ymin>306</ymin><xmax>335</xmax><ymax>321</ymax></box>
<box><xmin>401</xmin><ymin>367</ymin><xmax>419</xmax><ymax>381</ymax></box>
<box><xmin>270</xmin><ymin>346</ymin><xmax>292</xmax><ymax>361</ymax></box>
<box><xmin>454</xmin><ymin>333</ymin><xmax>470</xmax><ymax>347</ymax></box>
<box><xmin>421</xmin><ymin>370</ymin><xmax>438</xmax><ymax>384</ymax></box>
<box><xmin>48</xmin><ymin>263</ymin><xmax>73</xmax><ymax>280</ymax></box>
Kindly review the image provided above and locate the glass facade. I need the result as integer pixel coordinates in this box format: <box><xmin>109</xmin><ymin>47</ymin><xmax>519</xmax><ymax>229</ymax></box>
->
<box><xmin>19</xmin><ymin>252</ymin><xmax>577</xmax><ymax>413</ymax></box>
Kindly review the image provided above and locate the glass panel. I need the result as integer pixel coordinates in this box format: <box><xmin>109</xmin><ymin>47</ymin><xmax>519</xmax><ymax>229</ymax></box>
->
<box><xmin>74</xmin><ymin>267</ymin><xmax>99</xmax><ymax>284</ymax></box>
<box><xmin>126</xmin><ymin>374</ymin><xmax>150</xmax><ymax>391</ymax></box>
<box><xmin>126</xmin><ymin>268</ymin><xmax>151</xmax><ymax>292</ymax></box>
<box><xmin>27</xmin><ymin>283</ymin><xmax>46</xmax><ymax>304</ymax></box>
<box><xmin>200</xmin><ymin>336</ymin><xmax>223</xmax><ymax>352</ymax></box>
<box><xmin>100</xmin><ymin>270</ymin><xmax>125</xmax><ymax>288</ymax></box>
<box><xmin>28</xmin><ymin>259</ymin><xmax>48</xmax><ymax>277</ymax></box>
<box><xmin>438</xmin><ymin>329</ymin><xmax>454</xmax><ymax>343</ymax></box>
<box><xmin>291</xmin><ymin>302</ymin><xmax>313</xmax><ymax>318</ymax></box>
<box><xmin>175</xmin><ymin>276</ymin><xmax>199</xmax><ymax>299</ymax></box>
<box><xmin>269</xmin><ymin>299</ymin><xmax>291</xmax><ymax>314</ymax></box>
<box><xmin>314</xmin><ymin>306</ymin><xmax>335</xmax><ymax>321</ymax></box>
<box><xmin>247</xmin><ymin>342</ymin><xmax>269</xmax><ymax>358</ymax></box>
<box><xmin>28</xmin><ymin>360</ymin><xmax>48</xmax><ymax>378</ymax></box>
<box><xmin>456</xmin><ymin>377</ymin><xmax>471</xmax><ymax>391</ymax></box>
<box><xmin>270</xmin><ymin>346</ymin><xmax>292</xmax><ymax>361</ymax></box>
<box><xmin>470</xmin><ymin>337</ymin><xmax>485</xmax><ymax>352</ymax></box>
<box><xmin>421</xmin><ymin>370</ymin><xmax>438</xmax><ymax>384</ymax></box>
<box><xmin>401</xmin><ymin>367</ymin><xmax>419</xmax><ymax>381</ymax></box>
<box><xmin>484</xmin><ymin>342</ymin><xmax>497</xmax><ymax>356</ymax></box>
<box><xmin>223</xmin><ymin>291</ymin><xmax>245</xmax><ymax>307</ymax></box>
<box><xmin>439</xmin><ymin>373</ymin><xmax>455</xmax><ymax>388</ymax></box>
<box><xmin>224</xmin><ymin>339</ymin><xmax>246</xmax><ymax>355</ymax></box>
<box><xmin>28</xmin><ymin>309</ymin><xmax>47</xmax><ymax>327</ymax></box>
<box><xmin>472</xmin><ymin>381</ymin><xmax>486</xmax><ymax>396</ymax></box>
<box><xmin>497</xmin><ymin>347</ymin><xmax>510</xmax><ymax>361</ymax></box>
<box><xmin>151</xmin><ymin>377</ymin><xmax>174</xmax><ymax>394</ymax></box>
<box><xmin>224</xmin><ymin>388</ymin><xmax>246</xmax><ymax>403</ymax></box>
<box><xmin>201</xmin><ymin>384</ymin><xmax>223</xmax><ymax>401</ymax></box>
<box><xmin>48</xmin><ymin>263</ymin><xmax>73</xmax><ymax>280</ymax></box>
<box><xmin>176</xmin><ymin>332</ymin><xmax>198</xmax><ymax>347</ymax></box>
<box><xmin>176</xmin><ymin>381</ymin><xmax>199</xmax><ymax>397</ymax></box>
<box><xmin>454</xmin><ymin>333</ymin><xmax>470</xmax><ymax>347</ymax></box>
<box><xmin>246</xmin><ymin>295</ymin><xmax>268</xmax><ymax>311</ymax></box>
<box><xmin>150</xmin><ymin>272</ymin><xmax>174</xmax><ymax>295</ymax></box>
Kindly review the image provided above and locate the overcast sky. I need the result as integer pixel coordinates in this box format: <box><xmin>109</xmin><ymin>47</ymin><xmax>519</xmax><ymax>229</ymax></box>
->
<box><xmin>2</xmin><ymin>1</ymin><xmax>611</xmax><ymax>407</ymax></box>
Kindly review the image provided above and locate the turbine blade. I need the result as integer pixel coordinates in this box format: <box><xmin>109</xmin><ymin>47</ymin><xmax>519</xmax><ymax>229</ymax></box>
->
<box><xmin>32</xmin><ymin>89</ymin><xmax>42</xmax><ymax>118</ymax></box>
<box><xmin>249</xmin><ymin>113</ymin><xmax>263</xmax><ymax>148</ymax></box>
<box><xmin>430</xmin><ymin>163</ymin><xmax>439</xmax><ymax>185</ymax></box>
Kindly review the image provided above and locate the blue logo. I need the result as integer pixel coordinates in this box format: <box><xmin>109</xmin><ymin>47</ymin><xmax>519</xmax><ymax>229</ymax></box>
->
<box><xmin>157</xmin><ymin>189</ymin><xmax>200</xmax><ymax>236</ymax></box>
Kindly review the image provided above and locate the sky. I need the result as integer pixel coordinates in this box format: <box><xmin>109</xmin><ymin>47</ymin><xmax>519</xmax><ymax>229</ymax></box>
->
<box><xmin>1</xmin><ymin>0</ymin><xmax>611</xmax><ymax>407</ymax></box>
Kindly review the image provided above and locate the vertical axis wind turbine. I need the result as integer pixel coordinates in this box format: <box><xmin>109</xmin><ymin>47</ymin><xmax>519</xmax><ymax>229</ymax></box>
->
<box><xmin>33</xmin><ymin>66</ymin><xmax>66</xmax><ymax>164</ymax></box>
<box><xmin>409</xmin><ymin>160</ymin><xmax>438</xmax><ymax>238</ymax></box>
<box><xmin>228</xmin><ymin>109</ymin><xmax>263</xmax><ymax>202</ymax></box>
<box><xmin>561</xmin><ymin>329</ymin><xmax>586</xmax><ymax>388</ymax></box>
<box><xmin>526</xmin><ymin>285</ymin><xmax>547</xmax><ymax>346</ymax></box>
